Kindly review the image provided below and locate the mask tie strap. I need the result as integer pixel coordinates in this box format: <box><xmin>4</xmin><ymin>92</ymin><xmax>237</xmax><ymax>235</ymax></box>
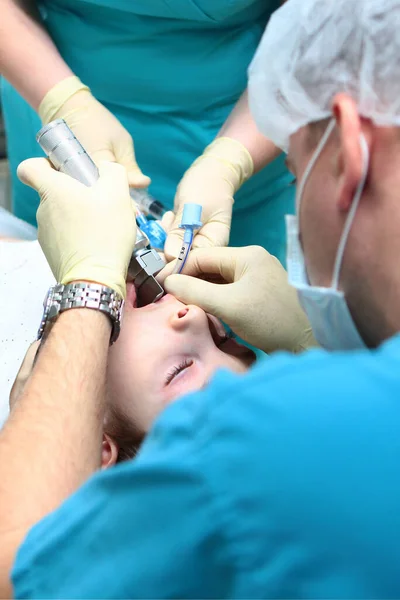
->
<box><xmin>331</xmin><ymin>135</ymin><xmax>369</xmax><ymax>289</ymax></box>
<box><xmin>295</xmin><ymin>119</ymin><xmax>336</xmax><ymax>213</ymax></box>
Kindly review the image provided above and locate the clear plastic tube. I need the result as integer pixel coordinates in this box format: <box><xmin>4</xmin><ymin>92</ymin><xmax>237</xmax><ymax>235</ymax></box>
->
<box><xmin>173</xmin><ymin>229</ymin><xmax>194</xmax><ymax>274</ymax></box>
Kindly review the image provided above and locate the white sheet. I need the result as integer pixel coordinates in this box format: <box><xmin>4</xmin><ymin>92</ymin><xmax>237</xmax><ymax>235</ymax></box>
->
<box><xmin>0</xmin><ymin>206</ymin><xmax>38</xmax><ymax>240</ymax></box>
<box><xmin>0</xmin><ymin>240</ymin><xmax>54</xmax><ymax>428</ymax></box>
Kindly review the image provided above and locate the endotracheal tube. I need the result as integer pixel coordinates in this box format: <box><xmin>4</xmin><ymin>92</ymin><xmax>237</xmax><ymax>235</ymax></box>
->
<box><xmin>173</xmin><ymin>203</ymin><xmax>203</xmax><ymax>274</ymax></box>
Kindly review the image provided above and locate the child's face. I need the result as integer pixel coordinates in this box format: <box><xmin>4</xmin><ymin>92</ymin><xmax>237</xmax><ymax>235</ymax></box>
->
<box><xmin>106</xmin><ymin>283</ymin><xmax>255</xmax><ymax>434</ymax></box>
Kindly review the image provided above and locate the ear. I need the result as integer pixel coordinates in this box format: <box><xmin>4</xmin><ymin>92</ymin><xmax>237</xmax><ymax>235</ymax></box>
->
<box><xmin>332</xmin><ymin>93</ymin><xmax>366</xmax><ymax>212</ymax></box>
<box><xmin>101</xmin><ymin>433</ymin><xmax>119</xmax><ymax>469</ymax></box>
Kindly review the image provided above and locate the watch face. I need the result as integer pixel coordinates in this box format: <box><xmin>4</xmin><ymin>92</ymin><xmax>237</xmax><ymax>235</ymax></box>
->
<box><xmin>37</xmin><ymin>286</ymin><xmax>56</xmax><ymax>341</ymax></box>
<box><xmin>43</xmin><ymin>287</ymin><xmax>54</xmax><ymax>309</ymax></box>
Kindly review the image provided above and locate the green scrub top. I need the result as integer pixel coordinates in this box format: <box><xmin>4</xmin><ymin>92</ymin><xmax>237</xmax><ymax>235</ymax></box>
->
<box><xmin>1</xmin><ymin>0</ymin><xmax>294</xmax><ymax>263</ymax></box>
<box><xmin>12</xmin><ymin>335</ymin><xmax>400</xmax><ymax>598</ymax></box>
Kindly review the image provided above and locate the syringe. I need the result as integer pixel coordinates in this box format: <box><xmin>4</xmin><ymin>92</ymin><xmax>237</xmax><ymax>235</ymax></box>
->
<box><xmin>36</xmin><ymin>119</ymin><xmax>165</xmax><ymax>306</ymax></box>
<box><xmin>130</xmin><ymin>188</ymin><xmax>166</xmax><ymax>220</ymax></box>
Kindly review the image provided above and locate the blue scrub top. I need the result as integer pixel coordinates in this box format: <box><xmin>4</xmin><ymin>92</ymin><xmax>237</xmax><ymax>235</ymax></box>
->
<box><xmin>13</xmin><ymin>335</ymin><xmax>400</xmax><ymax>598</ymax></box>
<box><xmin>1</xmin><ymin>0</ymin><xmax>294</xmax><ymax>262</ymax></box>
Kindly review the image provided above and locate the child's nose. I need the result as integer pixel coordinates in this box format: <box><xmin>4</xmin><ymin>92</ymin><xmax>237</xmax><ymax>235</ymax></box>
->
<box><xmin>177</xmin><ymin>307</ymin><xmax>189</xmax><ymax>319</ymax></box>
<box><xmin>170</xmin><ymin>305</ymin><xmax>203</xmax><ymax>331</ymax></box>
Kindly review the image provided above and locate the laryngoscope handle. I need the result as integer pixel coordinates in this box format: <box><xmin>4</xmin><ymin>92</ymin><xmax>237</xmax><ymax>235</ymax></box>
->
<box><xmin>36</xmin><ymin>119</ymin><xmax>149</xmax><ymax>247</ymax></box>
<box><xmin>36</xmin><ymin>119</ymin><xmax>99</xmax><ymax>185</ymax></box>
<box><xmin>36</xmin><ymin>119</ymin><xmax>165</xmax><ymax>305</ymax></box>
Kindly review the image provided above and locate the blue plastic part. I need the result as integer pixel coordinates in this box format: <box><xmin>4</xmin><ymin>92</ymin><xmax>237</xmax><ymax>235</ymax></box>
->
<box><xmin>146</xmin><ymin>221</ymin><xmax>167</xmax><ymax>250</ymax></box>
<box><xmin>180</xmin><ymin>203</ymin><xmax>202</xmax><ymax>229</ymax></box>
<box><xmin>136</xmin><ymin>213</ymin><xmax>166</xmax><ymax>250</ymax></box>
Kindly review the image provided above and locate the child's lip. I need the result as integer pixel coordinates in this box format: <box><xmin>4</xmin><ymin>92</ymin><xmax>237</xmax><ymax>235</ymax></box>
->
<box><xmin>126</xmin><ymin>289</ymin><xmax>174</xmax><ymax>311</ymax></box>
<box><xmin>155</xmin><ymin>293</ymin><xmax>174</xmax><ymax>304</ymax></box>
<box><xmin>126</xmin><ymin>282</ymin><xmax>137</xmax><ymax>308</ymax></box>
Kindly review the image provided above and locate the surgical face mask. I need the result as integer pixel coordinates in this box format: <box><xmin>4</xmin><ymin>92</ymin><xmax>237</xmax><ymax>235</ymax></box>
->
<box><xmin>286</xmin><ymin>119</ymin><xmax>369</xmax><ymax>351</ymax></box>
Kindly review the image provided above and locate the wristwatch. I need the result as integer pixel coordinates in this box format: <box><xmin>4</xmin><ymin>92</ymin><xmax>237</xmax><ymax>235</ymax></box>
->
<box><xmin>37</xmin><ymin>282</ymin><xmax>124</xmax><ymax>345</ymax></box>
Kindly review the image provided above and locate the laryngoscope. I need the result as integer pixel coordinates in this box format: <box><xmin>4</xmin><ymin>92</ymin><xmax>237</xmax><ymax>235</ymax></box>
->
<box><xmin>36</xmin><ymin>119</ymin><xmax>165</xmax><ymax>306</ymax></box>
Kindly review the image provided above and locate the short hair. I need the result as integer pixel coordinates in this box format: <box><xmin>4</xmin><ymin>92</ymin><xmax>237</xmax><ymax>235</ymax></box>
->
<box><xmin>104</xmin><ymin>404</ymin><xmax>145</xmax><ymax>463</ymax></box>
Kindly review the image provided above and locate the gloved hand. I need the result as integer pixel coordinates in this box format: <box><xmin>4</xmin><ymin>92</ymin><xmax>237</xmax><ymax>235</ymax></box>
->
<box><xmin>17</xmin><ymin>159</ymin><xmax>136</xmax><ymax>299</ymax></box>
<box><xmin>39</xmin><ymin>76</ymin><xmax>150</xmax><ymax>188</ymax></box>
<box><xmin>158</xmin><ymin>246</ymin><xmax>317</xmax><ymax>354</ymax></box>
<box><xmin>164</xmin><ymin>137</ymin><xmax>253</xmax><ymax>260</ymax></box>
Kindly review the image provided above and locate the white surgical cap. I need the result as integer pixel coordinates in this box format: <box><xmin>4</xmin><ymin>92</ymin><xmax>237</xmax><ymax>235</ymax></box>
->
<box><xmin>248</xmin><ymin>0</ymin><xmax>400</xmax><ymax>151</ymax></box>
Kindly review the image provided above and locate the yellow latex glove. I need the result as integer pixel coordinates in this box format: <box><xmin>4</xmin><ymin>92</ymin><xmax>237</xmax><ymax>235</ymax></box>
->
<box><xmin>39</xmin><ymin>76</ymin><xmax>150</xmax><ymax>188</ymax></box>
<box><xmin>158</xmin><ymin>246</ymin><xmax>317</xmax><ymax>354</ymax></box>
<box><xmin>164</xmin><ymin>137</ymin><xmax>254</xmax><ymax>261</ymax></box>
<box><xmin>17</xmin><ymin>159</ymin><xmax>136</xmax><ymax>299</ymax></box>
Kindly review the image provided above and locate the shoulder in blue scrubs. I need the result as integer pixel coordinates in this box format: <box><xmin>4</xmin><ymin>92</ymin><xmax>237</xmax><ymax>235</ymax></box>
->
<box><xmin>13</xmin><ymin>334</ymin><xmax>400</xmax><ymax>598</ymax></box>
<box><xmin>2</xmin><ymin>0</ymin><xmax>293</xmax><ymax>263</ymax></box>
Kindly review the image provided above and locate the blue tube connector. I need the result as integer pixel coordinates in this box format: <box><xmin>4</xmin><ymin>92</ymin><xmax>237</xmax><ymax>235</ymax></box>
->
<box><xmin>180</xmin><ymin>203</ymin><xmax>203</xmax><ymax>230</ymax></box>
<box><xmin>181</xmin><ymin>203</ymin><xmax>203</xmax><ymax>244</ymax></box>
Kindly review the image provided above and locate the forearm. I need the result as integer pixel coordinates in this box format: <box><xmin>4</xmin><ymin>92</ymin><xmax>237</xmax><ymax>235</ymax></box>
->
<box><xmin>0</xmin><ymin>307</ymin><xmax>110</xmax><ymax>594</ymax></box>
<box><xmin>0</xmin><ymin>0</ymin><xmax>73</xmax><ymax>110</ymax></box>
<box><xmin>218</xmin><ymin>89</ymin><xmax>281</xmax><ymax>173</ymax></box>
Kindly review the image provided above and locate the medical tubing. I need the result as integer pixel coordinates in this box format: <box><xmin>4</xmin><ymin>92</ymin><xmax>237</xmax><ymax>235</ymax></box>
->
<box><xmin>173</xmin><ymin>229</ymin><xmax>194</xmax><ymax>274</ymax></box>
<box><xmin>172</xmin><ymin>203</ymin><xmax>202</xmax><ymax>274</ymax></box>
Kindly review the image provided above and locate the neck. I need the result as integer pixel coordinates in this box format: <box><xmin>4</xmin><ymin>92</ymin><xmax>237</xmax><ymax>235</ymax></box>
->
<box><xmin>346</xmin><ymin>155</ymin><xmax>400</xmax><ymax>347</ymax></box>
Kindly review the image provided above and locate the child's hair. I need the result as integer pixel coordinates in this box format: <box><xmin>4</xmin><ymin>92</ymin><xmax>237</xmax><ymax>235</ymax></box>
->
<box><xmin>104</xmin><ymin>404</ymin><xmax>145</xmax><ymax>463</ymax></box>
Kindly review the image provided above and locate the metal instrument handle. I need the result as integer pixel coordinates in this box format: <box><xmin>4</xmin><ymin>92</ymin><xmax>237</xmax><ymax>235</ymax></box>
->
<box><xmin>36</xmin><ymin>119</ymin><xmax>164</xmax><ymax>304</ymax></box>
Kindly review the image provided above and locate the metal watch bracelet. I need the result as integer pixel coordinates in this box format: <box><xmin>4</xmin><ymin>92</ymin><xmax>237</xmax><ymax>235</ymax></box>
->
<box><xmin>37</xmin><ymin>282</ymin><xmax>124</xmax><ymax>345</ymax></box>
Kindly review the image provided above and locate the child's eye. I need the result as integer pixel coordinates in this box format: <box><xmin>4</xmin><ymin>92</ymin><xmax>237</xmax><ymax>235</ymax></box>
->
<box><xmin>165</xmin><ymin>359</ymin><xmax>194</xmax><ymax>386</ymax></box>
